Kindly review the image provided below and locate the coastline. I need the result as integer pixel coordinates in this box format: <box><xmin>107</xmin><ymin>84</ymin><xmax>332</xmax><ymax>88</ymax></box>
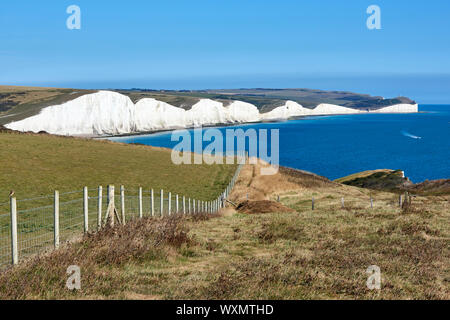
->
<box><xmin>96</xmin><ymin>111</ymin><xmax>418</xmax><ymax>140</ymax></box>
<box><xmin>5</xmin><ymin>90</ymin><xmax>419</xmax><ymax>137</ymax></box>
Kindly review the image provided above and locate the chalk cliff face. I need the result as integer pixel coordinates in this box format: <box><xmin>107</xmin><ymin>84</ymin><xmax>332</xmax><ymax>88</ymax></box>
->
<box><xmin>6</xmin><ymin>91</ymin><xmax>136</xmax><ymax>136</ymax></box>
<box><xmin>5</xmin><ymin>91</ymin><xmax>419</xmax><ymax>136</ymax></box>
<box><xmin>370</xmin><ymin>104</ymin><xmax>419</xmax><ymax>113</ymax></box>
<box><xmin>134</xmin><ymin>98</ymin><xmax>187</xmax><ymax>131</ymax></box>
<box><xmin>260</xmin><ymin>101</ymin><xmax>309</xmax><ymax>120</ymax></box>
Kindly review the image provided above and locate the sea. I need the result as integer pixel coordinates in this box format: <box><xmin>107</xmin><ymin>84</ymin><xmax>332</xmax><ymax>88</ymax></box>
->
<box><xmin>109</xmin><ymin>105</ymin><xmax>450</xmax><ymax>183</ymax></box>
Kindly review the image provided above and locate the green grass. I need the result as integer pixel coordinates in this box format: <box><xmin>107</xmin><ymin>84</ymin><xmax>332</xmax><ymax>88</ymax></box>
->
<box><xmin>0</xmin><ymin>132</ymin><xmax>237</xmax><ymax>205</ymax></box>
<box><xmin>0</xmin><ymin>132</ymin><xmax>237</xmax><ymax>268</ymax></box>
<box><xmin>335</xmin><ymin>169</ymin><xmax>407</xmax><ymax>192</ymax></box>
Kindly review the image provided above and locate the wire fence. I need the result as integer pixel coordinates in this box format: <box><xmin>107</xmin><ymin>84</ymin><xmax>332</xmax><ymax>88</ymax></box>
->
<box><xmin>0</xmin><ymin>160</ymin><xmax>245</xmax><ymax>270</ymax></box>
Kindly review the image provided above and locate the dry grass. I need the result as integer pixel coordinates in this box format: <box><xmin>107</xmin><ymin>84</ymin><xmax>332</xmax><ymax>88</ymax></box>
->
<box><xmin>0</xmin><ymin>214</ymin><xmax>205</xmax><ymax>299</ymax></box>
<box><xmin>228</xmin><ymin>160</ymin><xmax>334</xmax><ymax>204</ymax></box>
<box><xmin>0</xmin><ymin>163</ymin><xmax>448</xmax><ymax>300</ymax></box>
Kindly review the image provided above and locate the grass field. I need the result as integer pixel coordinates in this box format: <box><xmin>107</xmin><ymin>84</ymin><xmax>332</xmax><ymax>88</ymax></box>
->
<box><xmin>0</xmin><ymin>131</ymin><xmax>236</xmax><ymax>205</ymax></box>
<box><xmin>0</xmin><ymin>157</ymin><xmax>447</xmax><ymax>299</ymax></box>
<box><xmin>0</xmin><ymin>131</ymin><xmax>237</xmax><ymax>268</ymax></box>
<box><xmin>0</xmin><ymin>164</ymin><xmax>447</xmax><ymax>299</ymax></box>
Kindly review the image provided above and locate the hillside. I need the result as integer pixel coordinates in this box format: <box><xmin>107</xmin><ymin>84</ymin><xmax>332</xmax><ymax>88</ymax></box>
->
<box><xmin>0</xmin><ymin>130</ymin><xmax>236</xmax><ymax>207</ymax></box>
<box><xmin>336</xmin><ymin>170</ymin><xmax>450</xmax><ymax>196</ymax></box>
<box><xmin>335</xmin><ymin>170</ymin><xmax>411</xmax><ymax>192</ymax></box>
<box><xmin>0</xmin><ymin>86</ymin><xmax>417</xmax><ymax>130</ymax></box>
<box><xmin>0</xmin><ymin>86</ymin><xmax>94</xmax><ymax>125</ymax></box>
<box><xmin>118</xmin><ymin>88</ymin><xmax>416</xmax><ymax>112</ymax></box>
<box><xmin>0</xmin><ymin>160</ymin><xmax>448</xmax><ymax>300</ymax></box>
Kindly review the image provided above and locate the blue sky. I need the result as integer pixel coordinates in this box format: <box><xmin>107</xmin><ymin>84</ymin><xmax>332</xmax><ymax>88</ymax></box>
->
<box><xmin>1</xmin><ymin>0</ymin><xmax>449</xmax><ymax>102</ymax></box>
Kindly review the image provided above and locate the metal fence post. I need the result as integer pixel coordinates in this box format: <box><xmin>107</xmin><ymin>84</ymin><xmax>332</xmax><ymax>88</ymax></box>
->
<box><xmin>98</xmin><ymin>186</ymin><xmax>102</xmax><ymax>230</ymax></box>
<box><xmin>83</xmin><ymin>187</ymin><xmax>89</xmax><ymax>233</ymax></box>
<box><xmin>160</xmin><ymin>189</ymin><xmax>164</xmax><ymax>216</ymax></box>
<box><xmin>138</xmin><ymin>187</ymin><xmax>143</xmax><ymax>218</ymax></box>
<box><xmin>151</xmin><ymin>189</ymin><xmax>155</xmax><ymax>217</ymax></box>
<box><xmin>54</xmin><ymin>190</ymin><xmax>60</xmax><ymax>249</ymax></box>
<box><xmin>10</xmin><ymin>197</ymin><xmax>18</xmax><ymax>265</ymax></box>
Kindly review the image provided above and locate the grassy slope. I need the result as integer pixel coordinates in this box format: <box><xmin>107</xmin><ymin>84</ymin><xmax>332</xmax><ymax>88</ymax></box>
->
<box><xmin>0</xmin><ymin>163</ymin><xmax>448</xmax><ymax>300</ymax></box>
<box><xmin>0</xmin><ymin>86</ymin><xmax>95</xmax><ymax>125</ymax></box>
<box><xmin>335</xmin><ymin>169</ymin><xmax>407</xmax><ymax>192</ymax></box>
<box><xmin>0</xmin><ymin>132</ymin><xmax>236</xmax><ymax>211</ymax></box>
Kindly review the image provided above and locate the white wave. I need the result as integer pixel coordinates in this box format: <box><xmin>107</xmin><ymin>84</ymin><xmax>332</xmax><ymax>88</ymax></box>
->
<box><xmin>401</xmin><ymin>131</ymin><xmax>422</xmax><ymax>139</ymax></box>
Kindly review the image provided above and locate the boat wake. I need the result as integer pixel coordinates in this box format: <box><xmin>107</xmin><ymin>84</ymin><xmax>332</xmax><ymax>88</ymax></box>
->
<box><xmin>401</xmin><ymin>131</ymin><xmax>422</xmax><ymax>139</ymax></box>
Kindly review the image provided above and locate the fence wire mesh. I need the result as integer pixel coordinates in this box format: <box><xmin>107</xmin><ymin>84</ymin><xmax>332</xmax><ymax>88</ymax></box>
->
<box><xmin>0</xmin><ymin>212</ymin><xmax>11</xmax><ymax>268</ymax></box>
<box><xmin>0</xmin><ymin>160</ymin><xmax>245</xmax><ymax>269</ymax></box>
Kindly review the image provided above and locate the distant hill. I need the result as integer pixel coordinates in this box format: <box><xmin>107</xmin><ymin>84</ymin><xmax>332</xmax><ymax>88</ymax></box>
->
<box><xmin>0</xmin><ymin>86</ymin><xmax>416</xmax><ymax>125</ymax></box>
<box><xmin>336</xmin><ymin>169</ymin><xmax>449</xmax><ymax>196</ymax></box>
<box><xmin>117</xmin><ymin>88</ymin><xmax>416</xmax><ymax>113</ymax></box>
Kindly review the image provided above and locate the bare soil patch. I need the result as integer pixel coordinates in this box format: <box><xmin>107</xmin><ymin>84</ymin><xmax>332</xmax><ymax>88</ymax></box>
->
<box><xmin>236</xmin><ymin>200</ymin><xmax>296</xmax><ymax>214</ymax></box>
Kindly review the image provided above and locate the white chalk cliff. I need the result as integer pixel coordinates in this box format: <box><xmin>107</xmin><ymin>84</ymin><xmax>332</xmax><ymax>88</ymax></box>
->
<box><xmin>5</xmin><ymin>91</ymin><xmax>419</xmax><ymax>136</ymax></box>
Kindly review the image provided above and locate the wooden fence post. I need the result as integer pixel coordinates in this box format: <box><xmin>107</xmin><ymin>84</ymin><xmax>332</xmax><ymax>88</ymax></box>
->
<box><xmin>399</xmin><ymin>194</ymin><xmax>403</xmax><ymax>207</ymax></box>
<box><xmin>370</xmin><ymin>197</ymin><xmax>374</xmax><ymax>209</ymax></box>
<box><xmin>341</xmin><ymin>197</ymin><xmax>345</xmax><ymax>209</ymax></box>
<box><xmin>176</xmin><ymin>194</ymin><xmax>179</xmax><ymax>213</ymax></box>
<box><xmin>120</xmin><ymin>185</ymin><xmax>126</xmax><ymax>224</ymax></box>
<box><xmin>151</xmin><ymin>189</ymin><xmax>155</xmax><ymax>217</ymax></box>
<box><xmin>160</xmin><ymin>190</ymin><xmax>164</xmax><ymax>216</ymax></box>
<box><xmin>138</xmin><ymin>187</ymin><xmax>143</xmax><ymax>218</ymax></box>
<box><xmin>168</xmin><ymin>192</ymin><xmax>172</xmax><ymax>215</ymax></box>
<box><xmin>107</xmin><ymin>185</ymin><xmax>115</xmax><ymax>227</ymax></box>
<box><xmin>192</xmin><ymin>199</ymin><xmax>195</xmax><ymax>214</ymax></box>
<box><xmin>312</xmin><ymin>197</ymin><xmax>315</xmax><ymax>211</ymax></box>
<box><xmin>54</xmin><ymin>190</ymin><xmax>60</xmax><ymax>249</ymax></box>
<box><xmin>10</xmin><ymin>197</ymin><xmax>18</xmax><ymax>265</ymax></box>
<box><xmin>183</xmin><ymin>196</ymin><xmax>186</xmax><ymax>215</ymax></box>
<box><xmin>98</xmin><ymin>186</ymin><xmax>102</xmax><ymax>230</ymax></box>
<box><xmin>83</xmin><ymin>187</ymin><xmax>89</xmax><ymax>232</ymax></box>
